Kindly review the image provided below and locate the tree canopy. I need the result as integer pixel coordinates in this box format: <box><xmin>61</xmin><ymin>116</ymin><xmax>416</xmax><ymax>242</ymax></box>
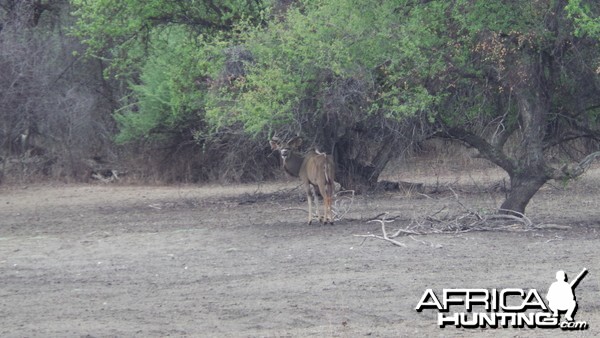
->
<box><xmin>24</xmin><ymin>0</ymin><xmax>600</xmax><ymax>213</ymax></box>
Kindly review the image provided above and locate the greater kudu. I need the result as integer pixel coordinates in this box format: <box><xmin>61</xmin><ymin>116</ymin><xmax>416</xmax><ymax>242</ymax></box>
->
<box><xmin>270</xmin><ymin>136</ymin><xmax>336</xmax><ymax>224</ymax></box>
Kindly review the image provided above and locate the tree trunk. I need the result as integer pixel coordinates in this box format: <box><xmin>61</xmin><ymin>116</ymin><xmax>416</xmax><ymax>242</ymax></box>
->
<box><xmin>500</xmin><ymin>171</ymin><xmax>549</xmax><ymax>215</ymax></box>
<box><xmin>335</xmin><ymin>158</ymin><xmax>379</xmax><ymax>194</ymax></box>
<box><xmin>439</xmin><ymin>53</ymin><xmax>553</xmax><ymax>216</ymax></box>
<box><xmin>333</xmin><ymin>131</ymin><xmax>398</xmax><ymax>194</ymax></box>
<box><xmin>498</xmin><ymin>54</ymin><xmax>550</xmax><ymax>215</ymax></box>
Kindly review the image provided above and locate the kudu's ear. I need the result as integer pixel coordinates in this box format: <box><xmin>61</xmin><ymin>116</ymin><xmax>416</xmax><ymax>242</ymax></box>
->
<box><xmin>269</xmin><ymin>139</ymin><xmax>279</xmax><ymax>150</ymax></box>
<box><xmin>288</xmin><ymin>136</ymin><xmax>303</xmax><ymax>149</ymax></box>
<box><xmin>269</xmin><ymin>136</ymin><xmax>283</xmax><ymax>150</ymax></box>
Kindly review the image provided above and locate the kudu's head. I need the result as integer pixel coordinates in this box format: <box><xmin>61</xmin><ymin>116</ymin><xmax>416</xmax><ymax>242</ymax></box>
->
<box><xmin>269</xmin><ymin>136</ymin><xmax>303</xmax><ymax>160</ymax></box>
<box><xmin>269</xmin><ymin>136</ymin><xmax>304</xmax><ymax>177</ymax></box>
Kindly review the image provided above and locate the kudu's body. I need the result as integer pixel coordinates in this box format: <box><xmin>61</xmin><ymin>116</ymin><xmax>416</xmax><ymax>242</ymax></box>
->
<box><xmin>270</xmin><ymin>137</ymin><xmax>336</xmax><ymax>225</ymax></box>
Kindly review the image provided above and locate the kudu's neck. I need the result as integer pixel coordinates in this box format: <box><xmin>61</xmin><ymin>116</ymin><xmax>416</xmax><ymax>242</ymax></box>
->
<box><xmin>282</xmin><ymin>151</ymin><xmax>305</xmax><ymax>177</ymax></box>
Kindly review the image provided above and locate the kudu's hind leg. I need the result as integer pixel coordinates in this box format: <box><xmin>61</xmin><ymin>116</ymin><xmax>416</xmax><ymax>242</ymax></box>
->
<box><xmin>321</xmin><ymin>181</ymin><xmax>334</xmax><ymax>225</ymax></box>
<box><xmin>306</xmin><ymin>184</ymin><xmax>314</xmax><ymax>225</ymax></box>
<box><xmin>317</xmin><ymin>183</ymin><xmax>332</xmax><ymax>225</ymax></box>
<box><xmin>324</xmin><ymin>194</ymin><xmax>333</xmax><ymax>225</ymax></box>
<box><xmin>312</xmin><ymin>185</ymin><xmax>324</xmax><ymax>224</ymax></box>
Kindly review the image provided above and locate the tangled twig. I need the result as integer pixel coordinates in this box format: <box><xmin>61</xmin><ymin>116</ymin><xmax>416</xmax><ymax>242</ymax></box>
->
<box><xmin>355</xmin><ymin>192</ymin><xmax>539</xmax><ymax>247</ymax></box>
<box><xmin>333</xmin><ymin>190</ymin><xmax>355</xmax><ymax>222</ymax></box>
<box><xmin>354</xmin><ymin>213</ymin><xmax>406</xmax><ymax>247</ymax></box>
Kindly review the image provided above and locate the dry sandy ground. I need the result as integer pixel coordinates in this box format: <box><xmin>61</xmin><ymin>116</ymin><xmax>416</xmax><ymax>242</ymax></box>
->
<box><xmin>1</xmin><ymin>168</ymin><xmax>600</xmax><ymax>337</ymax></box>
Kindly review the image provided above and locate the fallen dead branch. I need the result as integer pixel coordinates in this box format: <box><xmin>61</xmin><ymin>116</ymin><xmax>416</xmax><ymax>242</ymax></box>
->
<box><xmin>409</xmin><ymin>235</ymin><xmax>442</xmax><ymax>248</ymax></box>
<box><xmin>354</xmin><ymin>213</ymin><xmax>406</xmax><ymax>247</ymax></box>
<box><xmin>91</xmin><ymin>169</ymin><xmax>120</xmax><ymax>183</ymax></box>
<box><xmin>490</xmin><ymin>209</ymin><xmax>533</xmax><ymax>227</ymax></box>
<box><xmin>355</xmin><ymin>192</ymin><xmax>543</xmax><ymax>247</ymax></box>
<box><xmin>333</xmin><ymin>190</ymin><xmax>355</xmax><ymax>222</ymax></box>
<box><xmin>544</xmin><ymin>236</ymin><xmax>564</xmax><ymax>243</ymax></box>
<box><xmin>281</xmin><ymin>207</ymin><xmax>308</xmax><ymax>213</ymax></box>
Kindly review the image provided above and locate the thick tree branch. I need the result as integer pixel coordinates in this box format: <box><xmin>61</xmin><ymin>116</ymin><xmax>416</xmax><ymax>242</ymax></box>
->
<box><xmin>490</xmin><ymin>115</ymin><xmax>518</xmax><ymax>150</ymax></box>
<box><xmin>435</xmin><ymin>126</ymin><xmax>516</xmax><ymax>174</ymax></box>
<box><xmin>544</xmin><ymin>132</ymin><xmax>600</xmax><ymax>150</ymax></box>
<box><xmin>550</xmin><ymin>151</ymin><xmax>600</xmax><ymax>180</ymax></box>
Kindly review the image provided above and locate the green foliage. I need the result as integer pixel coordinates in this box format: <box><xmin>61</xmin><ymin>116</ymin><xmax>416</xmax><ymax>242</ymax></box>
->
<box><xmin>207</xmin><ymin>0</ymin><xmax>443</xmax><ymax>134</ymax></box>
<box><xmin>71</xmin><ymin>0</ymin><xmax>599</xmax><ymax>152</ymax></box>
<box><xmin>207</xmin><ymin>0</ymin><xmax>578</xmax><ymax>134</ymax></box>
<box><xmin>70</xmin><ymin>0</ymin><xmax>266</xmax><ymax>52</ymax></box>
<box><xmin>70</xmin><ymin>0</ymin><xmax>266</xmax><ymax>143</ymax></box>
<box><xmin>114</xmin><ymin>29</ymin><xmax>224</xmax><ymax>143</ymax></box>
<box><xmin>69</xmin><ymin>0</ymin><xmax>267</xmax><ymax>79</ymax></box>
<box><xmin>566</xmin><ymin>0</ymin><xmax>600</xmax><ymax>37</ymax></box>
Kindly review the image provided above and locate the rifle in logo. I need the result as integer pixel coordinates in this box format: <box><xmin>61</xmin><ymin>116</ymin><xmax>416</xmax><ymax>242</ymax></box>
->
<box><xmin>570</xmin><ymin>268</ymin><xmax>588</xmax><ymax>288</ymax></box>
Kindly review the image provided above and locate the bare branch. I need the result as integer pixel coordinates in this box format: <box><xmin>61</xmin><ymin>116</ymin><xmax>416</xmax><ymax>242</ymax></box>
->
<box><xmin>360</xmin><ymin>216</ymin><xmax>406</xmax><ymax>247</ymax></box>
<box><xmin>355</xmin><ymin>189</ymin><xmax>545</xmax><ymax>248</ymax></box>
<box><xmin>435</xmin><ymin>126</ymin><xmax>516</xmax><ymax>174</ymax></box>
<box><xmin>353</xmin><ymin>233</ymin><xmax>407</xmax><ymax>247</ymax></box>
<box><xmin>551</xmin><ymin>151</ymin><xmax>600</xmax><ymax>180</ymax></box>
<box><xmin>333</xmin><ymin>190</ymin><xmax>355</xmax><ymax>222</ymax></box>
<box><xmin>494</xmin><ymin>209</ymin><xmax>533</xmax><ymax>227</ymax></box>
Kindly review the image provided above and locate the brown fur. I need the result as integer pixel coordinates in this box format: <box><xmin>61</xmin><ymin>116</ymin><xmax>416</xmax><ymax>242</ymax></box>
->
<box><xmin>270</xmin><ymin>137</ymin><xmax>336</xmax><ymax>224</ymax></box>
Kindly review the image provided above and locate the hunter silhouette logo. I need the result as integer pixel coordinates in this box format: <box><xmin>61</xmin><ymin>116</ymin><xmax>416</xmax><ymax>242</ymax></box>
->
<box><xmin>415</xmin><ymin>268</ymin><xmax>589</xmax><ymax>330</ymax></box>
<box><xmin>546</xmin><ymin>268</ymin><xmax>588</xmax><ymax>322</ymax></box>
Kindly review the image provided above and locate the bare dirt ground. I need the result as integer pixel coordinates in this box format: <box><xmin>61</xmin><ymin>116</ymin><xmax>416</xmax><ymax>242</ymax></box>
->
<box><xmin>1</xmin><ymin>166</ymin><xmax>600</xmax><ymax>337</ymax></box>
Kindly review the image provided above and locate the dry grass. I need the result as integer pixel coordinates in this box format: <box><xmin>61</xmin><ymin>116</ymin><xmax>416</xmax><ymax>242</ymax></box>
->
<box><xmin>2</xmin><ymin>160</ymin><xmax>600</xmax><ymax>337</ymax></box>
